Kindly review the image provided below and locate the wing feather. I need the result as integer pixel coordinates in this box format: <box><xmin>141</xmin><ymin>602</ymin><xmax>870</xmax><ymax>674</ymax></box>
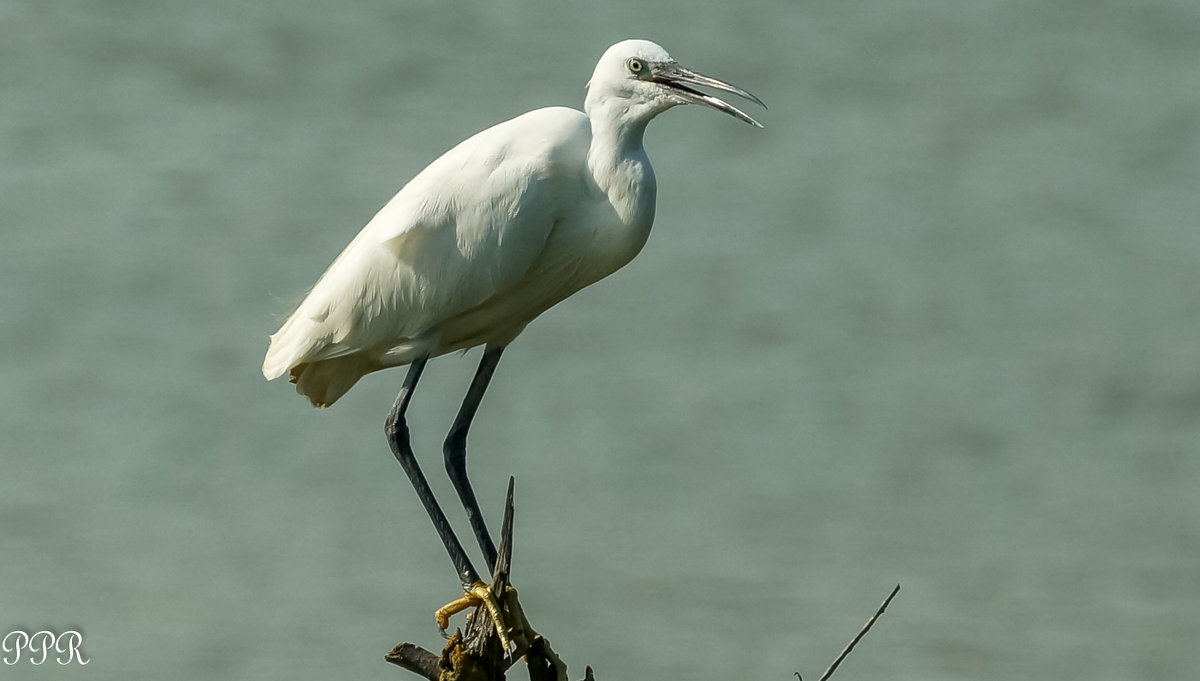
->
<box><xmin>262</xmin><ymin>107</ymin><xmax>590</xmax><ymax>382</ymax></box>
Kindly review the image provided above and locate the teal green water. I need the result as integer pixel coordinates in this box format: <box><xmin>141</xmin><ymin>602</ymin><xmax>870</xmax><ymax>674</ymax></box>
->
<box><xmin>3</xmin><ymin>2</ymin><xmax>1199</xmax><ymax>679</ymax></box>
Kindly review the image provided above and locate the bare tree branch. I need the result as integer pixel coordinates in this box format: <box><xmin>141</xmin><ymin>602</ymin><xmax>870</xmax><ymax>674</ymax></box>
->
<box><xmin>808</xmin><ymin>584</ymin><xmax>900</xmax><ymax>681</ymax></box>
<box><xmin>386</xmin><ymin>480</ymin><xmax>899</xmax><ymax>681</ymax></box>
<box><xmin>386</xmin><ymin>478</ymin><xmax>570</xmax><ymax>681</ymax></box>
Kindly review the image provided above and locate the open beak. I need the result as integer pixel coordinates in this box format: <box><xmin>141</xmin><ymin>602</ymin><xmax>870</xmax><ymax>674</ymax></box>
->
<box><xmin>648</xmin><ymin>61</ymin><xmax>766</xmax><ymax>128</ymax></box>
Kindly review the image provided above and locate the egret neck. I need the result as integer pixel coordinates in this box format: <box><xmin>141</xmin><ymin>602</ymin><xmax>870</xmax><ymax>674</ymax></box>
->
<box><xmin>583</xmin><ymin>93</ymin><xmax>659</xmax><ymax>258</ymax></box>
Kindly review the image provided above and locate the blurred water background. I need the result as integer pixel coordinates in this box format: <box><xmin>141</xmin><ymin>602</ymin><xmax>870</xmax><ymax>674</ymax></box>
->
<box><xmin>3</xmin><ymin>1</ymin><xmax>1199</xmax><ymax>679</ymax></box>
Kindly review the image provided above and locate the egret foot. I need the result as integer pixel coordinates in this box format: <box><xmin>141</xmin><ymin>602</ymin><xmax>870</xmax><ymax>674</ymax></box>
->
<box><xmin>435</xmin><ymin>581</ymin><xmax>514</xmax><ymax>654</ymax></box>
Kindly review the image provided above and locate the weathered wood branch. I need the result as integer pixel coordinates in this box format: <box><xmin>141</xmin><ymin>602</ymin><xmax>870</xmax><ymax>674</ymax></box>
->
<box><xmin>385</xmin><ymin>478</ymin><xmax>898</xmax><ymax>681</ymax></box>
<box><xmin>386</xmin><ymin>478</ymin><xmax>569</xmax><ymax>681</ymax></box>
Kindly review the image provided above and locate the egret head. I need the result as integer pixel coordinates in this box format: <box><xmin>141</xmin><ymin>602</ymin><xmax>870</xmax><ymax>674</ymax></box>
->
<box><xmin>586</xmin><ymin>39</ymin><xmax>765</xmax><ymax>128</ymax></box>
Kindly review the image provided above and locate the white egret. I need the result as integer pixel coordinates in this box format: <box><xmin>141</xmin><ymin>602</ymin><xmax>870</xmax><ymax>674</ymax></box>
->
<box><xmin>263</xmin><ymin>39</ymin><xmax>763</xmax><ymax>645</ymax></box>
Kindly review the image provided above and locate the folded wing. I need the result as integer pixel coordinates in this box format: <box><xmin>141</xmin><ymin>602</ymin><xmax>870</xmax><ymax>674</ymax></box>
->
<box><xmin>262</xmin><ymin>107</ymin><xmax>591</xmax><ymax>404</ymax></box>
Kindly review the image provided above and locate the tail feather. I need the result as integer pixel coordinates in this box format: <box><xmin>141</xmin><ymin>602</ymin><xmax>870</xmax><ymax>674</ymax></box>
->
<box><xmin>263</xmin><ymin>312</ymin><xmax>371</xmax><ymax>407</ymax></box>
<box><xmin>261</xmin><ymin>313</ymin><xmax>316</xmax><ymax>380</ymax></box>
<box><xmin>288</xmin><ymin>355</ymin><xmax>375</xmax><ymax>408</ymax></box>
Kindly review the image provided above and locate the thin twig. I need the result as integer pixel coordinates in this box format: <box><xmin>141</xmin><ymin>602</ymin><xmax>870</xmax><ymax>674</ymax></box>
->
<box><xmin>815</xmin><ymin>584</ymin><xmax>900</xmax><ymax>681</ymax></box>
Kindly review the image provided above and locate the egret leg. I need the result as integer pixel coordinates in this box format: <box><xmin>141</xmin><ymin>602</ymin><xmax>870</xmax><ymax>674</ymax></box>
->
<box><xmin>384</xmin><ymin>357</ymin><xmax>512</xmax><ymax>650</ymax></box>
<box><xmin>384</xmin><ymin>357</ymin><xmax>480</xmax><ymax>589</ymax></box>
<box><xmin>443</xmin><ymin>345</ymin><xmax>504</xmax><ymax>571</ymax></box>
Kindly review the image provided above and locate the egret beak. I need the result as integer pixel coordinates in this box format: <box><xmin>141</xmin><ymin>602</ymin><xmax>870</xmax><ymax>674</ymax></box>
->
<box><xmin>648</xmin><ymin>61</ymin><xmax>766</xmax><ymax>128</ymax></box>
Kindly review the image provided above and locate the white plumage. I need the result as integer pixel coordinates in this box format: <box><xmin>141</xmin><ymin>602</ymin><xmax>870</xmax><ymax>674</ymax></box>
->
<box><xmin>263</xmin><ymin>39</ymin><xmax>763</xmax><ymax>407</ymax></box>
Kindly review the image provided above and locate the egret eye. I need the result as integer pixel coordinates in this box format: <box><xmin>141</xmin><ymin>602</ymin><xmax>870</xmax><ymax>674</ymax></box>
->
<box><xmin>627</xmin><ymin>58</ymin><xmax>644</xmax><ymax>74</ymax></box>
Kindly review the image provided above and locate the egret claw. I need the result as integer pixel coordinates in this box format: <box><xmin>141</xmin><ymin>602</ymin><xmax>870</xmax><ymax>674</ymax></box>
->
<box><xmin>469</xmin><ymin>582</ymin><xmax>514</xmax><ymax>654</ymax></box>
<box><xmin>433</xmin><ymin>582</ymin><xmax>514</xmax><ymax>654</ymax></box>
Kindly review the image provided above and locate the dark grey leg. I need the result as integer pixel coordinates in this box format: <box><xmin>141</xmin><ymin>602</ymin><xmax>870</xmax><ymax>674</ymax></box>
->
<box><xmin>385</xmin><ymin>356</ymin><xmax>481</xmax><ymax>590</ymax></box>
<box><xmin>443</xmin><ymin>345</ymin><xmax>504</xmax><ymax>571</ymax></box>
